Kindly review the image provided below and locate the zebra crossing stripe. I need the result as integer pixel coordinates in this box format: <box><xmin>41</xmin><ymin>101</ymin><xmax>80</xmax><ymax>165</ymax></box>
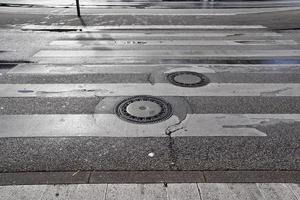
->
<box><xmin>61</xmin><ymin>32</ymin><xmax>282</xmax><ymax>39</ymax></box>
<box><xmin>8</xmin><ymin>64</ymin><xmax>300</xmax><ymax>75</ymax></box>
<box><xmin>22</xmin><ymin>25</ymin><xmax>267</xmax><ymax>32</ymax></box>
<box><xmin>3</xmin><ymin>7</ymin><xmax>300</xmax><ymax>16</ymax></box>
<box><xmin>1</xmin><ymin>114</ymin><xmax>299</xmax><ymax>137</ymax></box>
<box><xmin>0</xmin><ymin>83</ymin><xmax>299</xmax><ymax>97</ymax></box>
<box><xmin>33</xmin><ymin>50</ymin><xmax>300</xmax><ymax>58</ymax></box>
<box><xmin>49</xmin><ymin>40</ymin><xmax>297</xmax><ymax>46</ymax></box>
<box><xmin>8</xmin><ymin>64</ymin><xmax>215</xmax><ymax>74</ymax></box>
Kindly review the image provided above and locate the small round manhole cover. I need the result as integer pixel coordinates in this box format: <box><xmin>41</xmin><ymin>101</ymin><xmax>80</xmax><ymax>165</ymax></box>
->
<box><xmin>115</xmin><ymin>96</ymin><xmax>173</xmax><ymax>124</ymax></box>
<box><xmin>167</xmin><ymin>71</ymin><xmax>209</xmax><ymax>87</ymax></box>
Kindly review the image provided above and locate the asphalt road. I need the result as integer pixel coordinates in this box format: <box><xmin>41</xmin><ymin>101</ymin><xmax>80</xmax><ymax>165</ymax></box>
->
<box><xmin>0</xmin><ymin>0</ymin><xmax>299</xmax><ymax>180</ymax></box>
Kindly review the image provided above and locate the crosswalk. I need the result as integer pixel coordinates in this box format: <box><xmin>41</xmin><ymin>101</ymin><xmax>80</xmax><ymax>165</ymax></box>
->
<box><xmin>1</xmin><ymin>24</ymin><xmax>300</xmax><ymax>139</ymax></box>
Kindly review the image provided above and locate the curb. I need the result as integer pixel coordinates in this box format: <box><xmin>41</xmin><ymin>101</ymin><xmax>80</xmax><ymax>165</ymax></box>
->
<box><xmin>0</xmin><ymin>171</ymin><xmax>299</xmax><ymax>185</ymax></box>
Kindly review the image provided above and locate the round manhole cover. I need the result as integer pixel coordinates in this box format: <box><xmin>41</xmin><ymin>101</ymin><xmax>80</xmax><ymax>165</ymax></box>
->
<box><xmin>167</xmin><ymin>71</ymin><xmax>210</xmax><ymax>87</ymax></box>
<box><xmin>115</xmin><ymin>96</ymin><xmax>173</xmax><ymax>124</ymax></box>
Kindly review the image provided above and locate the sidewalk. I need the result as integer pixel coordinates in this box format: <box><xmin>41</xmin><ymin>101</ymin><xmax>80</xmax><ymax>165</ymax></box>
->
<box><xmin>1</xmin><ymin>183</ymin><xmax>300</xmax><ymax>200</ymax></box>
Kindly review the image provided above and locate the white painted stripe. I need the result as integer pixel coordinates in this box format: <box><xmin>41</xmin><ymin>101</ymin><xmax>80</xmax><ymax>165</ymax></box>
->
<box><xmin>49</xmin><ymin>40</ymin><xmax>297</xmax><ymax>46</ymax></box>
<box><xmin>33</xmin><ymin>57</ymin><xmax>300</xmax><ymax>65</ymax></box>
<box><xmin>4</xmin><ymin>7</ymin><xmax>299</xmax><ymax>16</ymax></box>
<box><xmin>74</xmin><ymin>1</ymin><xmax>300</xmax><ymax>6</ymax></box>
<box><xmin>0</xmin><ymin>83</ymin><xmax>299</xmax><ymax>97</ymax></box>
<box><xmin>8</xmin><ymin>64</ymin><xmax>216</xmax><ymax>74</ymax></box>
<box><xmin>2</xmin><ymin>7</ymin><xmax>300</xmax><ymax>16</ymax></box>
<box><xmin>2</xmin><ymin>0</ymin><xmax>300</xmax><ymax>6</ymax></box>
<box><xmin>208</xmin><ymin>64</ymin><xmax>300</xmax><ymax>73</ymax></box>
<box><xmin>62</xmin><ymin>32</ymin><xmax>282</xmax><ymax>39</ymax></box>
<box><xmin>33</xmin><ymin>57</ymin><xmax>172</xmax><ymax>64</ymax></box>
<box><xmin>8</xmin><ymin>64</ymin><xmax>300</xmax><ymax>75</ymax></box>
<box><xmin>0</xmin><ymin>8</ymin><xmax>232</xmax><ymax>16</ymax></box>
<box><xmin>33</xmin><ymin>50</ymin><xmax>300</xmax><ymax>58</ymax></box>
<box><xmin>22</xmin><ymin>25</ymin><xmax>266</xmax><ymax>31</ymax></box>
<box><xmin>39</xmin><ymin>7</ymin><xmax>300</xmax><ymax>16</ymax></box>
<box><xmin>1</xmin><ymin>114</ymin><xmax>298</xmax><ymax>137</ymax></box>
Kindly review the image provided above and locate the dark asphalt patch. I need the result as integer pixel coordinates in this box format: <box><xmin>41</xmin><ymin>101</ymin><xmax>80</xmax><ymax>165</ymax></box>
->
<box><xmin>0</xmin><ymin>74</ymin><xmax>149</xmax><ymax>83</ymax></box>
<box><xmin>1</xmin><ymin>10</ymin><xmax>298</xmax><ymax>28</ymax></box>
<box><xmin>23</xmin><ymin>28</ymin><xmax>82</xmax><ymax>32</ymax></box>
<box><xmin>1</xmin><ymin>96</ymin><xmax>300</xmax><ymax>114</ymax></box>
<box><xmin>0</xmin><ymin>60</ymin><xmax>33</xmax><ymax>64</ymax></box>
<box><xmin>0</xmin><ymin>9</ymin><xmax>300</xmax><ymax>30</ymax></box>
<box><xmin>1</xmin><ymin>72</ymin><xmax>299</xmax><ymax>83</ymax></box>
<box><xmin>0</xmin><ymin>63</ymin><xmax>17</xmax><ymax>69</ymax></box>
<box><xmin>0</xmin><ymin>133</ymin><xmax>298</xmax><ymax>172</ymax></box>
<box><xmin>0</xmin><ymin>3</ymin><xmax>49</xmax><ymax>8</ymax></box>
<box><xmin>160</xmin><ymin>58</ymin><xmax>300</xmax><ymax>65</ymax></box>
<box><xmin>0</xmin><ymin>97</ymin><xmax>102</xmax><ymax>114</ymax></box>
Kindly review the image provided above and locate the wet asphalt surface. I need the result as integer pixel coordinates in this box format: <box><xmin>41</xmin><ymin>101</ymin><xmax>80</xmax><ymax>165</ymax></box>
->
<box><xmin>0</xmin><ymin>1</ymin><xmax>300</xmax><ymax>173</ymax></box>
<box><xmin>1</xmin><ymin>10</ymin><xmax>300</xmax><ymax>29</ymax></box>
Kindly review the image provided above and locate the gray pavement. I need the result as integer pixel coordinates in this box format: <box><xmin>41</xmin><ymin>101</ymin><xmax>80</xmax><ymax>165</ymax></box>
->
<box><xmin>0</xmin><ymin>0</ymin><xmax>300</xmax><ymax>186</ymax></box>
<box><xmin>1</xmin><ymin>183</ymin><xmax>300</xmax><ymax>200</ymax></box>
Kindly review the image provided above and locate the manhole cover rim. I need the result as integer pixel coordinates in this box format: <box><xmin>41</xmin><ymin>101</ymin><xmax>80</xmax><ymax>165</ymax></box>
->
<box><xmin>115</xmin><ymin>95</ymin><xmax>173</xmax><ymax>124</ymax></box>
<box><xmin>166</xmin><ymin>71</ymin><xmax>210</xmax><ymax>87</ymax></box>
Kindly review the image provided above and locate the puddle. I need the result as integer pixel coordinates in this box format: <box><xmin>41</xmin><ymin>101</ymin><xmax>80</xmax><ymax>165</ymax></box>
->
<box><xmin>18</xmin><ymin>89</ymin><xmax>34</xmax><ymax>93</ymax></box>
<box><xmin>161</xmin><ymin>59</ymin><xmax>300</xmax><ymax>65</ymax></box>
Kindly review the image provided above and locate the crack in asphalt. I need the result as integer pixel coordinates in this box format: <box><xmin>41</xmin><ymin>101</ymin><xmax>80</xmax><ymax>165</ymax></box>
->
<box><xmin>167</xmin><ymin>136</ymin><xmax>178</xmax><ymax>170</ymax></box>
<box><xmin>260</xmin><ymin>87</ymin><xmax>292</xmax><ymax>96</ymax></box>
<box><xmin>34</xmin><ymin>88</ymin><xmax>114</xmax><ymax>96</ymax></box>
<box><xmin>147</xmin><ymin>73</ymin><xmax>155</xmax><ymax>85</ymax></box>
<box><xmin>164</xmin><ymin>117</ymin><xmax>187</xmax><ymax>136</ymax></box>
<box><xmin>164</xmin><ymin>97</ymin><xmax>194</xmax><ymax>170</ymax></box>
<box><xmin>222</xmin><ymin>118</ymin><xmax>298</xmax><ymax>131</ymax></box>
<box><xmin>91</xmin><ymin>97</ymin><xmax>110</xmax><ymax>134</ymax></box>
<box><xmin>164</xmin><ymin>97</ymin><xmax>193</xmax><ymax>136</ymax></box>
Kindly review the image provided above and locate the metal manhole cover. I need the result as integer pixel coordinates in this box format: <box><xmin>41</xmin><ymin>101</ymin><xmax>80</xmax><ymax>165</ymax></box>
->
<box><xmin>115</xmin><ymin>95</ymin><xmax>173</xmax><ymax>124</ymax></box>
<box><xmin>167</xmin><ymin>71</ymin><xmax>210</xmax><ymax>87</ymax></box>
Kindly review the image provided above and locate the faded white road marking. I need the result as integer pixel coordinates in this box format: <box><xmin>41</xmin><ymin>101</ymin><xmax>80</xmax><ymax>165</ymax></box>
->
<box><xmin>8</xmin><ymin>64</ymin><xmax>215</xmax><ymax>74</ymax></box>
<box><xmin>0</xmin><ymin>83</ymin><xmax>299</xmax><ymax>97</ymax></box>
<box><xmin>49</xmin><ymin>40</ymin><xmax>297</xmax><ymax>46</ymax></box>
<box><xmin>22</xmin><ymin>25</ymin><xmax>267</xmax><ymax>32</ymax></box>
<box><xmin>61</xmin><ymin>32</ymin><xmax>282</xmax><ymax>39</ymax></box>
<box><xmin>3</xmin><ymin>7</ymin><xmax>300</xmax><ymax>16</ymax></box>
<box><xmin>10</xmin><ymin>64</ymin><xmax>300</xmax><ymax>75</ymax></box>
<box><xmin>1</xmin><ymin>114</ymin><xmax>298</xmax><ymax>137</ymax></box>
<box><xmin>3</xmin><ymin>0</ymin><xmax>300</xmax><ymax>6</ymax></box>
<box><xmin>33</xmin><ymin>50</ymin><xmax>300</xmax><ymax>58</ymax></box>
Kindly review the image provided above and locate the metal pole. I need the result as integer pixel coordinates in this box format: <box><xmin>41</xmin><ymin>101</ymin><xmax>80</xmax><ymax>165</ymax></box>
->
<box><xmin>76</xmin><ymin>0</ymin><xmax>81</xmax><ymax>17</ymax></box>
